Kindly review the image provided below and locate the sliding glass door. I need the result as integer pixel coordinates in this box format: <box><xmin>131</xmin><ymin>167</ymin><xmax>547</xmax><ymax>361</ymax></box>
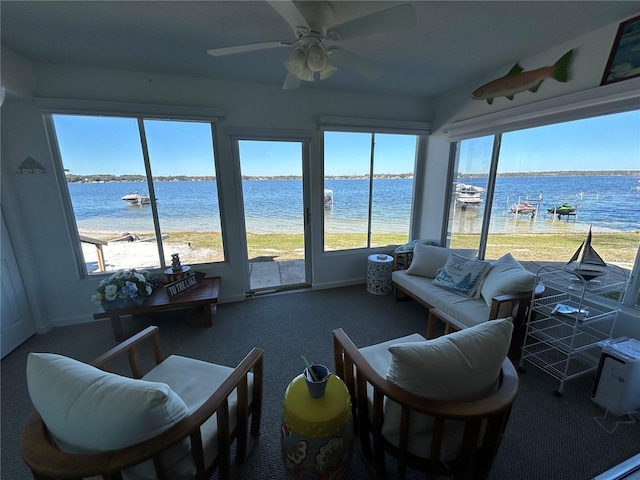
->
<box><xmin>237</xmin><ymin>139</ymin><xmax>309</xmax><ymax>292</ymax></box>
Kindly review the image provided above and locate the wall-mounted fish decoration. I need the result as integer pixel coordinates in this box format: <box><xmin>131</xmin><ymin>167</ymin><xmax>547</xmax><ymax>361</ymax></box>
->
<box><xmin>472</xmin><ymin>49</ymin><xmax>574</xmax><ymax>104</ymax></box>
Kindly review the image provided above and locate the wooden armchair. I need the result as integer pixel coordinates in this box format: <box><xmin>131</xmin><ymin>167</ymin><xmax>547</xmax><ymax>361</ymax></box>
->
<box><xmin>333</xmin><ymin>309</ymin><xmax>519</xmax><ymax>480</ymax></box>
<box><xmin>21</xmin><ymin>326</ymin><xmax>263</xmax><ymax>480</ymax></box>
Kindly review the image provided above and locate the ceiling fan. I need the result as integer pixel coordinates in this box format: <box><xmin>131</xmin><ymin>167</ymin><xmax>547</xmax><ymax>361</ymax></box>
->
<box><xmin>207</xmin><ymin>1</ymin><xmax>416</xmax><ymax>90</ymax></box>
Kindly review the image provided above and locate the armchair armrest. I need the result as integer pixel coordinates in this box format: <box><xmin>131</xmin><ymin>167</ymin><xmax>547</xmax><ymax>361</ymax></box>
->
<box><xmin>426</xmin><ymin>308</ymin><xmax>467</xmax><ymax>339</ymax></box>
<box><xmin>91</xmin><ymin>325</ymin><xmax>164</xmax><ymax>378</ymax></box>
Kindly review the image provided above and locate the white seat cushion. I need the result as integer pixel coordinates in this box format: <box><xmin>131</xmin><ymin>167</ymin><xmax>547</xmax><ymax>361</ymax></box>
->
<box><xmin>392</xmin><ymin>270</ymin><xmax>490</xmax><ymax>326</ymax></box>
<box><xmin>143</xmin><ymin>355</ymin><xmax>254</xmax><ymax>469</ymax></box>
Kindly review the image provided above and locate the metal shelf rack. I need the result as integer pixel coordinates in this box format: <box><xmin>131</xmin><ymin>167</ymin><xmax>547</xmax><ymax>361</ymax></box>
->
<box><xmin>519</xmin><ymin>264</ymin><xmax>627</xmax><ymax>396</ymax></box>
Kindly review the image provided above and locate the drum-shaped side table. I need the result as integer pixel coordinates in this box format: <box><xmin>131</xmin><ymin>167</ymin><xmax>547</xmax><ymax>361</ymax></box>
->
<box><xmin>281</xmin><ymin>374</ymin><xmax>353</xmax><ymax>479</ymax></box>
<box><xmin>367</xmin><ymin>254</ymin><xmax>394</xmax><ymax>295</ymax></box>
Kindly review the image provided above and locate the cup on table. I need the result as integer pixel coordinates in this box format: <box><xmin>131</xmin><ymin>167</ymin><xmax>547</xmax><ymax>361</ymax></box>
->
<box><xmin>304</xmin><ymin>364</ymin><xmax>330</xmax><ymax>398</ymax></box>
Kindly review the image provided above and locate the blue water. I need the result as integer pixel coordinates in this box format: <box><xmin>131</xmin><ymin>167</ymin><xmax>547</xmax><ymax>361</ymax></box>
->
<box><xmin>68</xmin><ymin>176</ymin><xmax>640</xmax><ymax>235</ymax></box>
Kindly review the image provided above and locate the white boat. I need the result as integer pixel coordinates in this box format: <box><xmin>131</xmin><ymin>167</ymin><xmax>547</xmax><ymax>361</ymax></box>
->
<box><xmin>121</xmin><ymin>190</ymin><xmax>150</xmax><ymax>206</ymax></box>
<box><xmin>455</xmin><ymin>183</ymin><xmax>484</xmax><ymax>208</ymax></box>
<box><xmin>324</xmin><ymin>189</ymin><xmax>334</xmax><ymax>208</ymax></box>
<box><xmin>567</xmin><ymin>225</ymin><xmax>606</xmax><ymax>281</ymax></box>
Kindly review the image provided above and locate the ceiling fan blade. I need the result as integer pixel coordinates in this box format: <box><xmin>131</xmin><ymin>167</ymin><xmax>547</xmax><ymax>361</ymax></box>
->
<box><xmin>327</xmin><ymin>3</ymin><xmax>416</xmax><ymax>41</ymax></box>
<box><xmin>282</xmin><ymin>72</ymin><xmax>302</xmax><ymax>90</ymax></box>
<box><xmin>330</xmin><ymin>48</ymin><xmax>383</xmax><ymax>81</ymax></box>
<box><xmin>267</xmin><ymin>0</ymin><xmax>310</xmax><ymax>33</ymax></box>
<box><xmin>207</xmin><ymin>41</ymin><xmax>291</xmax><ymax>57</ymax></box>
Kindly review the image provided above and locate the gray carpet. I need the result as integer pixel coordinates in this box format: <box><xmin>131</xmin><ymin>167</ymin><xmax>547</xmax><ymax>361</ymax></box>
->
<box><xmin>2</xmin><ymin>285</ymin><xmax>639</xmax><ymax>479</ymax></box>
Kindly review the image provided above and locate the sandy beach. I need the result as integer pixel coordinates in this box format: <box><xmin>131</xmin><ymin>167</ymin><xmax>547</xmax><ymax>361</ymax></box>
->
<box><xmin>81</xmin><ymin>239</ymin><xmax>220</xmax><ymax>273</ymax></box>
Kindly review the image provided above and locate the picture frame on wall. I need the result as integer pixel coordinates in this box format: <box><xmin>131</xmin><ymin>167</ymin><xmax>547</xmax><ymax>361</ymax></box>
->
<box><xmin>601</xmin><ymin>15</ymin><xmax>640</xmax><ymax>85</ymax></box>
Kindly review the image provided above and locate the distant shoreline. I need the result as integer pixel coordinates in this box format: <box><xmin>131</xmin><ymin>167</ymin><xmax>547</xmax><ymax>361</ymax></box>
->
<box><xmin>66</xmin><ymin>170</ymin><xmax>639</xmax><ymax>184</ymax></box>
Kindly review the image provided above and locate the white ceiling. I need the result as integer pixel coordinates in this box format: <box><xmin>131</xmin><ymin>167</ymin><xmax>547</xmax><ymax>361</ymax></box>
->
<box><xmin>2</xmin><ymin>1</ymin><xmax>638</xmax><ymax>98</ymax></box>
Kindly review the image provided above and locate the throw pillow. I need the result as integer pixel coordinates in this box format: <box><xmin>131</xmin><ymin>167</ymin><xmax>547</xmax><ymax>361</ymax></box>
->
<box><xmin>393</xmin><ymin>239</ymin><xmax>439</xmax><ymax>253</ymax></box>
<box><xmin>431</xmin><ymin>253</ymin><xmax>491</xmax><ymax>297</ymax></box>
<box><xmin>382</xmin><ymin>319</ymin><xmax>513</xmax><ymax>436</ymax></box>
<box><xmin>480</xmin><ymin>253</ymin><xmax>536</xmax><ymax>307</ymax></box>
<box><xmin>26</xmin><ymin>352</ymin><xmax>189</xmax><ymax>454</ymax></box>
<box><xmin>405</xmin><ymin>243</ymin><xmax>477</xmax><ymax>278</ymax></box>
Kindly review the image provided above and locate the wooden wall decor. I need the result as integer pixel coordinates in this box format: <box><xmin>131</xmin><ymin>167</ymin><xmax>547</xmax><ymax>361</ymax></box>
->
<box><xmin>472</xmin><ymin>49</ymin><xmax>574</xmax><ymax>104</ymax></box>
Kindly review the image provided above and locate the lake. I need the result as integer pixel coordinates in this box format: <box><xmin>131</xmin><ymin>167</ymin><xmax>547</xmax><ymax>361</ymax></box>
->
<box><xmin>68</xmin><ymin>175</ymin><xmax>640</xmax><ymax>235</ymax></box>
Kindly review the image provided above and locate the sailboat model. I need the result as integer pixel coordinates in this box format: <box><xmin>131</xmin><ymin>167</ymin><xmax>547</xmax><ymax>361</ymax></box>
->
<box><xmin>567</xmin><ymin>226</ymin><xmax>606</xmax><ymax>280</ymax></box>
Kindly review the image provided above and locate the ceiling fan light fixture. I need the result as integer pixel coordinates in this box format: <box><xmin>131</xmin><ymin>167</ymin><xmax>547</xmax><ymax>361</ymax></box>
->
<box><xmin>319</xmin><ymin>63</ymin><xmax>337</xmax><ymax>80</ymax></box>
<box><xmin>298</xmin><ymin>64</ymin><xmax>315</xmax><ymax>82</ymax></box>
<box><xmin>306</xmin><ymin>43</ymin><xmax>328</xmax><ymax>72</ymax></box>
<box><xmin>284</xmin><ymin>48</ymin><xmax>307</xmax><ymax>76</ymax></box>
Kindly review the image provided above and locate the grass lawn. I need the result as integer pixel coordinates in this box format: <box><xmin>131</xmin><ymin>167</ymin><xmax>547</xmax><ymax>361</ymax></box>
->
<box><xmin>109</xmin><ymin>231</ymin><xmax>638</xmax><ymax>265</ymax></box>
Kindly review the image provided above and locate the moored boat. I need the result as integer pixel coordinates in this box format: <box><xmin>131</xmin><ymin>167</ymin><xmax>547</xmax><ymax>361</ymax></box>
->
<box><xmin>547</xmin><ymin>203</ymin><xmax>576</xmax><ymax>216</ymax></box>
<box><xmin>121</xmin><ymin>190</ymin><xmax>150</xmax><ymax>206</ymax></box>
<box><xmin>324</xmin><ymin>189</ymin><xmax>334</xmax><ymax>208</ymax></box>
<box><xmin>510</xmin><ymin>203</ymin><xmax>536</xmax><ymax>215</ymax></box>
<box><xmin>455</xmin><ymin>183</ymin><xmax>484</xmax><ymax>208</ymax></box>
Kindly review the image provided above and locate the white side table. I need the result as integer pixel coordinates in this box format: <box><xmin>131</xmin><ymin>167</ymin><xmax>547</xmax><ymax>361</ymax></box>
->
<box><xmin>367</xmin><ymin>254</ymin><xmax>394</xmax><ymax>295</ymax></box>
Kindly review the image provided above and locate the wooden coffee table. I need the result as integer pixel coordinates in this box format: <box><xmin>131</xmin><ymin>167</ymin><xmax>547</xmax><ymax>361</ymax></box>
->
<box><xmin>94</xmin><ymin>276</ymin><xmax>220</xmax><ymax>341</ymax></box>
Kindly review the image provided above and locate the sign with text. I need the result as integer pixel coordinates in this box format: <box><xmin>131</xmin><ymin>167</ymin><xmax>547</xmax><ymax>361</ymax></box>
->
<box><xmin>164</xmin><ymin>271</ymin><xmax>206</xmax><ymax>298</ymax></box>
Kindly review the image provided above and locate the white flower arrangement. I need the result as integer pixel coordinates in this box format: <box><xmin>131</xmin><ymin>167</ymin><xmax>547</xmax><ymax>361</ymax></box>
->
<box><xmin>92</xmin><ymin>269</ymin><xmax>155</xmax><ymax>306</ymax></box>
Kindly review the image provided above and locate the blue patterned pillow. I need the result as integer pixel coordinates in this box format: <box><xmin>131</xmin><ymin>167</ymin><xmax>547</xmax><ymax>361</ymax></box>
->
<box><xmin>432</xmin><ymin>253</ymin><xmax>491</xmax><ymax>297</ymax></box>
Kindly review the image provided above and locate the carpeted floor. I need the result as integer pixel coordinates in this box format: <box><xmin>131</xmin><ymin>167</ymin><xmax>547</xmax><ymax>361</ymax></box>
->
<box><xmin>2</xmin><ymin>284</ymin><xmax>639</xmax><ymax>479</ymax></box>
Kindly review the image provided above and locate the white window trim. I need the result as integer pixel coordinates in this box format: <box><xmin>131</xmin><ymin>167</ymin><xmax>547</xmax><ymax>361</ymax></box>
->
<box><xmin>34</xmin><ymin>98</ymin><xmax>226</xmax><ymax>121</ymax></box>
<box><xmin>318</xmin><ymin>116</ymin><xmax>431</xmax><ymax>135</ymax></box>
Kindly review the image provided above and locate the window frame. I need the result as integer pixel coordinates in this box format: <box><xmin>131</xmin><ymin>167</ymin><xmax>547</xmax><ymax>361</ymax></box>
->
<box><xmin>318</xmin><ymin>116</ymin><xmax>431</xmax><ymax>253</ymax></box>
<box><xmin>442</xmin><ymin>81</ymin><xmax>640</xmax><ymax>312</ymax></box>
<box><xmin>37</xmin><ymin>98</ymin><xmax>225</xmax><ymax>278</ymax></box>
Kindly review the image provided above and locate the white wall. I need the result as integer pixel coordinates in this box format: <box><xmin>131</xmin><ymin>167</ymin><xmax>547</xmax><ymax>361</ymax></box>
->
<box><xmin>1</xmin><ymin>56</ymin><xmax>432</xmax><ymax>328</ymax></box>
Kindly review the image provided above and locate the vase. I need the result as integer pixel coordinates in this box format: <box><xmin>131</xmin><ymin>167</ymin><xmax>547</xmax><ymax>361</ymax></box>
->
<box><xmin>102</xmin><ymin>296</ymin><xmax>145</xmax><ymax>311</ymax></box>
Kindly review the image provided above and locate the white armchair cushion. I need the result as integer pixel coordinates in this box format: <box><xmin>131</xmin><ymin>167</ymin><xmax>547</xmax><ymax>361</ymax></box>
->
<box><xmin>27</xmin><ymin>353</ymin><xmax>189</xmax><ymax>451</ymax></box>
<box><xmin>480</xmin><ymin>253</ymin><xmax>536</xmax><ymax>307</ymax></box>
<box><xmin>26</xmin><ymin>352</ymin><xmax>193</xmax><ymax>479</ymax></box>
<box><xmin>143</xmin><ymin>354</ymin><xmax>254</xmax><ymax>468</ymax></box>
<box><xmin>432</xmin><ymin>253</ymin><xmax>491</xmax><ymax>297</ymax></box>
<box><xmin>405</xmin><ymin>243</ymin><xmax>477</xmax><ymax>278</ymax></box>
<box><xmin>382</xmin><ymin>319</ymin><xmax>513</xmax><ymax>438</ymax></box>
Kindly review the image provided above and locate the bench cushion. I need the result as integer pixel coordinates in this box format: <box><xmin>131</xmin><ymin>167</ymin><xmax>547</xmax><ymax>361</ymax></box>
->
<box><xmin>392</xmin><ymin>270</ymin><xmax>490</xmax><ymax>327</ymax></box>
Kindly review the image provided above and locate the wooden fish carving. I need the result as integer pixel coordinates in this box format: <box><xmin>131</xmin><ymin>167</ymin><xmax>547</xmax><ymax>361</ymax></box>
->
<box><xmin>472</xmin><ymin>49</ymin><xmax>574</xmax><ymax>104</ymax></box>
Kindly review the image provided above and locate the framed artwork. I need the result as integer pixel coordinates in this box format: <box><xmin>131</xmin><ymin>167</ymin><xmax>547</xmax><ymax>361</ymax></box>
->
<box><xmin>601</xmin><ymin>15</ymin><xmax>640</xmax><ymax>85</ymax></box>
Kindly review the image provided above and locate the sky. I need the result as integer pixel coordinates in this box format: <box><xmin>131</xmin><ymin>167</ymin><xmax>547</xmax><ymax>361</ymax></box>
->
<box><xmin>54</xmin><ymin>110</ymin><xmax>639</xmax><ymax>177</ymax></box>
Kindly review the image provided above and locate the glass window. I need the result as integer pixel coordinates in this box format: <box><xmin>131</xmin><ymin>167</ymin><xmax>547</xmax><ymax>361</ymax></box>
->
<box><xmin>323</xmin><ymin>131</ymin><xmax>417</xmax><ymax>251</ymax></box>
<box><xmin>52</xmin><ymin>114</ymin><xmax>224</xmax><ymax>275</ymax></box>
<box><xmin>447</xmin><ymin>110</ymin><xmax>640</xmax><ymax>307</ymax></box>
